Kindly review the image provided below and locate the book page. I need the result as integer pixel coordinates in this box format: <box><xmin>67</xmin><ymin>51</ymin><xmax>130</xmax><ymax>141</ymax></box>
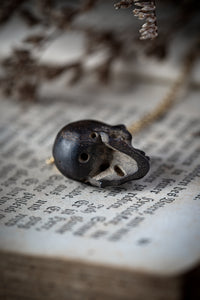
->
<box><xmin>0</xmin><ymin>79</ymin><xmax>200</xmax><ymax>277</ymax></box>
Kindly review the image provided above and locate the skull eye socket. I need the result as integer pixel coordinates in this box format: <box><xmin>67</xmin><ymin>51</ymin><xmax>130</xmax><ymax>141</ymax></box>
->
<box><xmin>90</xmin><ymin>132</ymin><xmax>98</xmax><ymax>139</ymax></box>
<box><xmin>99</xmin><ymin>162</ymin><xmax>110</xmax><ymax>172</ymax></box>
<box><xmin>79</xmin><ymin>152</ymin><xmax>90</xmax><ymax>163</ymax></box>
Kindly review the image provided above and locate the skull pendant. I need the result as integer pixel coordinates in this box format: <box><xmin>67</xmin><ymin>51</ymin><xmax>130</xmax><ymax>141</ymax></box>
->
<box><xmin>52</xmin><ymin>120</ymin><xmax>150</xmax><ymax>187</ymax></box>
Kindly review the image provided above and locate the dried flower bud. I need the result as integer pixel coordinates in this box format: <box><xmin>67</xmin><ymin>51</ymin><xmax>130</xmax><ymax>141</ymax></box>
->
<box><xmin>114</xmin><ymin>0</ymin><xmax>158</xmax><ymax>40</ymax></box>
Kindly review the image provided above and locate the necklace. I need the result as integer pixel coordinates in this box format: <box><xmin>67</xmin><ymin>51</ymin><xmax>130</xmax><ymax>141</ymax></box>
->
<box><xmin>49</xmin><ymin>40</ymin><xmax>199</xmax><ymax>188</ymax></box>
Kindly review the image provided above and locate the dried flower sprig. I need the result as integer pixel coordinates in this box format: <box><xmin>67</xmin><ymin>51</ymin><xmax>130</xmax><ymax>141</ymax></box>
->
<box><xmin>114</xmin><ymin>0</ymin><xmax>158</xmax><ymax>40</ymax></box>
<box><xmin>134</xmin><ymin>1</ymin><xmax>158</xmax><ymax>40</ymax></box>
<box><xmin>114</xmin><ymin>0</ymin><xmax>134</xmax><ymax>9</ymax></box>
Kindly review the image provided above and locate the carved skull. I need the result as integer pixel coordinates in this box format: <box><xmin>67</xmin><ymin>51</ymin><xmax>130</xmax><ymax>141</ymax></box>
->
<box><xmin>53</xmin><ymin>120</ymin><xmax>150</xmax><ymax>187</ymax></box>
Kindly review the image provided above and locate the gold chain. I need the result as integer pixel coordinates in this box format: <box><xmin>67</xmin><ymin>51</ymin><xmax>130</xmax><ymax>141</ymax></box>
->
<box><xmin>128</xmin><ymin>44</ymin><xmax>199</xmax><ymax>135</ymax></box>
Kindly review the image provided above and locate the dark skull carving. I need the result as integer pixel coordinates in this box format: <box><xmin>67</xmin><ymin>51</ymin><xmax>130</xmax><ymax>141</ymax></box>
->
<box><xmin>52</xmin><ymin>120</ymin><xmax>150</xmax><ymax>187</ymax></box>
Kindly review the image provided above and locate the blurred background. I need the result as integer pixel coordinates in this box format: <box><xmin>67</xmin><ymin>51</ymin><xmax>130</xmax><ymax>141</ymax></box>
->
<box><xmin>0</xmin><ymin>0</ymin><xmax>199</xmax><ymax>103</ymax></box>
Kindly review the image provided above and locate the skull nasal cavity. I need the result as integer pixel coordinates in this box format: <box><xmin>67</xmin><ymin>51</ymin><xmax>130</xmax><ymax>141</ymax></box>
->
<box><xmin>114</xmin><ymin>165</ymin><xmax>125</xmax><ymax>176</ymax></box>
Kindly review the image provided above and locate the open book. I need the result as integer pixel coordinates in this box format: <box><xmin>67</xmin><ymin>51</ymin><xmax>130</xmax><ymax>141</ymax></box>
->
<box><xmin>0</xmin><ymin>73</ymin><xmax>200</xmax><ymax>299</ymax></box>
<box><xmin>0</xmin><ymin>0</ymin><xmax>200</xmax><ymax>297</ymax></box>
